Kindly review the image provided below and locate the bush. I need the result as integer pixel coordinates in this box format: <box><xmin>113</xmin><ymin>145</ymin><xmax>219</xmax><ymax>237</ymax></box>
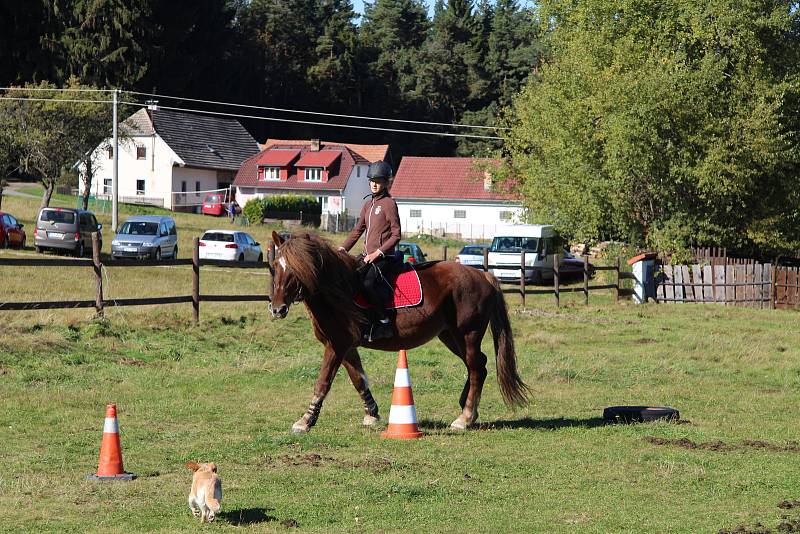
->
<box><xmin>242</xmin><ymin>199</ymin><xmax>264</xmax><ymax>225</ymax></box>
<box><xmin>242</xmin><ymin>195</ymin><xmax>322</xmax><ymax>225</ymax></box>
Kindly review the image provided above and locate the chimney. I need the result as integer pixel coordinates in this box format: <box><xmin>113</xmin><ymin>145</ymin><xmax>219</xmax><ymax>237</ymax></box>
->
<box><xmin>483</xmin><ymin>171</ymin><xmax>492</xmax><ymax>192</ymax></box>
<box><xmin>310</xmin><ymin>138</ymin><xmax>320</xmax><ymax>152</ymax></box>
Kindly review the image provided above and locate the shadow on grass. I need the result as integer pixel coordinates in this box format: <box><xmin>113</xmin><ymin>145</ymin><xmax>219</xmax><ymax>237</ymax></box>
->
<box><xmin>219</xmin><ymin>508</ymin><xmax>277</xmax><ymax>525</ymax></box>
<box><xmin>417</xmin><ymin>416</ymin><xmax>607</xmax><ymax>431</ymax></box>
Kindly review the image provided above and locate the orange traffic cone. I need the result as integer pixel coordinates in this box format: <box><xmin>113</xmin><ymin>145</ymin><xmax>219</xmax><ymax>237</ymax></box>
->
<box><xmin>381</xmin><ymin>350</ymin><xmax>423</xmax><ymax>439</ymax></box>
<box><xmin>86</xmin><ymin>404</ymin><xmax>136</xmax><ymax>480</ymax></box>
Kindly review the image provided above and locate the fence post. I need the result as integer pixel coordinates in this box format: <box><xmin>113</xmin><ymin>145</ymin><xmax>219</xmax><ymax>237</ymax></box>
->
<box><xmin>520</xmin><ymin>251</ymin><xmax>526</xmax><ymax>308</ymax></box>
<box><xmin>770</xmin><ymin>262</ymin><xmax>777</xmax><ymax>309</ymax></box>
<box><xmin>443</xmin><ymin>245</ymin><xmax>448</xmax><ymax>262</ymax></box>
<box><xmin>483</xmin><ymin>247</ymin><xmax>489</xmax><ymax>272</ymax></box>
<box><xmin>583</xmin><ymin>255</ymin><xmax>589</xmax><ymax>305</ymax></box>
<box><xmin>553</xmin><ymin>255</ymin><xmax>560</xmax><ymax>308</ymax></box>
<box><xmin>614</xmin><ymin>258</ymin><xmax>620</xmax><ymax>304</ymax></box>
<box><xmin>192</xmin><ymin>237</ymin><xmax>200</xmax><ymax>325</ymax></box>
<box><xmin>92</xmin><ymin>232</ymin><xmax>103</xmax><ymax>317</ymax></box>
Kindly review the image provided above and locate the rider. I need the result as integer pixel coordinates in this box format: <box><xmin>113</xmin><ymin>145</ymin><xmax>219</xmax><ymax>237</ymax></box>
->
<box><xmin>338</xmin><ymin>161</ymin><xmax>401</xmax><ymax>341</ymax></box>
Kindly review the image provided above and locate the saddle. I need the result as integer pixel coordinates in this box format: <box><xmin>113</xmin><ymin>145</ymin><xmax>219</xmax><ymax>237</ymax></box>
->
<box><xmin>354</xmin><ymin>263</ymin><xmax>423</xmax><ymax>309</ymax></box>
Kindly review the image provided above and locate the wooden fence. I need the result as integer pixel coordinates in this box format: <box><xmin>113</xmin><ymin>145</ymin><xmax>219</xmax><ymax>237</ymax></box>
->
<box><xmin>656</xmin><ymin>262</ymin><xmax>800</xmax><ymax>309</ymax></box>
<box><xmin>0</xmin><ymin>235</ymin><xmax>272</xmax><ymax>324</ymax></box>
<box><xmin>473</xmin><ymin>249</ymin><xmax>635</xmax><ymax>308</ymax></box>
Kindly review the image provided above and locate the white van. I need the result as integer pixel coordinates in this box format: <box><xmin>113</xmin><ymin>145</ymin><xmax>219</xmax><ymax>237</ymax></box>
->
<box><xmin>488</xmin><ymin>224</ymin><xmax>561</xmax><ymax>283</ymax></box>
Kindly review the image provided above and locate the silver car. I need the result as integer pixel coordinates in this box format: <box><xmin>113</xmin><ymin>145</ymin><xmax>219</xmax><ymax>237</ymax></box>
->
<box><xmin>111</xmin><ymin>215</ymin><xmax>178</xmax><ymax>260</ymax></box>
<box><xmin>34</xmin><ymin>207</ymin><xmax>102</xmax><ymax>256</ymax></box>
<box><xmin>455</xmin><ymin>244</ymin><xmax>489</xmax><ymax>268</ymax></box>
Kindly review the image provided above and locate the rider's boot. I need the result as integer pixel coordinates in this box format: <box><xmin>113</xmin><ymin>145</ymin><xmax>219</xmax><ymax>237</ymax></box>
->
<box><xmin>365</xmin><ymin>310</ymin><xmax>393</xmax><ymax>342</ymax></box>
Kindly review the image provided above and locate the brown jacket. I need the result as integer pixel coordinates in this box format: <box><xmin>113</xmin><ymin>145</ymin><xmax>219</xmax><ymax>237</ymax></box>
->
<box><xmin>341</xmin><ymin>192</ymin><xmax>401</xmax><ymax>256</ymax></box>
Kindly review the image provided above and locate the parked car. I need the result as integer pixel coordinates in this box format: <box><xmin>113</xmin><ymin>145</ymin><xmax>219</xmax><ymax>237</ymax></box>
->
<box><xmin>111</xmin><ymin>215</ymin><xmax>178</xmax><ymax>260</ymax></box>
<box><xmin>488</xmin><ymin>224</ymin><xmax>560</xmax><ymax>283</ymax></box>
<box><xmin>34</xmin><ymin>207</ymin><xmax>102</xmax><ymax>256</ymax></box>
<box><xmin>0</xmin><ymin>211</ymin><xmax>26</xmax><ymax>249</ymax></box>
<box><xmin>397</xmin><ymin>242</ymin><xmax>426</xmax><ymax>264</ymax></box>
<box><xmin>199</xmin><ymin>230</ymin><xmax>263</xmax><ymax>262</ymax></box>
<box><xmin>559</xmin><ymin>251</ymin><xmax>596</xmax><ymax>279</ymax></box>
<box><xmin>455</xmin><ymin>244</ymin><xmax>489</xmax><ymax>268</ymax></box>
<box><xmin>201</xmin><ymin>194</ymin><xmax>226</xmax><ymax>216</ymax></box>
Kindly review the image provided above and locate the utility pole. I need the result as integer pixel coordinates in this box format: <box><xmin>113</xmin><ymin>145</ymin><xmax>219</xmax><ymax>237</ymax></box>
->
<box><xmin>112</xmin><ymin>89</ymin><xmax>119</xmax><ymax>231</ymax></box>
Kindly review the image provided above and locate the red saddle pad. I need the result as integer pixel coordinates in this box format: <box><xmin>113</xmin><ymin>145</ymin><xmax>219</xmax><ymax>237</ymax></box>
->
<box><xmin>355</xmin><ymin>265</ymin><xmax>422</xmax><ymax>309</ymax></box>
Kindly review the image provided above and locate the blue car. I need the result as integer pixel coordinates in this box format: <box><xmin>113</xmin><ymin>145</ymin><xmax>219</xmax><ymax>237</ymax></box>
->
<box><xmin>397</xmin><ymin>242</ymin><xmax>426</xmax><ymax>264</ymax></box>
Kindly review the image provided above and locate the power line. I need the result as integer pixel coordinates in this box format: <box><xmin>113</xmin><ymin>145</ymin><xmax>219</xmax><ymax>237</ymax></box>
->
<box><xmin>128</xmin><ymin>90</ymin><xmax>510</xmax><ymax>131</ymax></box>
<box><xmin>0</xmin><ymin>96</ymin><xmax>113</xmax><ymax>105</ymax></box>
<box><xmin>0</xmin><ymin>86</ymin><xmax>114</xmax><ymax>93</ymax></box>
<box><xmin>120</xmin><ymin>100</ymin><xmax>504</xmax><ymax>140</ymax></box>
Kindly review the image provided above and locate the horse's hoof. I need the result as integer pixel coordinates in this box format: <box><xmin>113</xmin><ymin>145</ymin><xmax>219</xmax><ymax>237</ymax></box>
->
<box><xmin>292</xmin><ymin>420</ymin><xmax>310</xmax><ymax>433</ymax></box>
<box><xmin>363</xmin><ymin>414</ymin><xmax>380</xmax><ymax>427</ymax></box>
<box><xmin>450</xmin><ymin>418</ymin><xmax>468</xmax><ymax>430</ymax></box>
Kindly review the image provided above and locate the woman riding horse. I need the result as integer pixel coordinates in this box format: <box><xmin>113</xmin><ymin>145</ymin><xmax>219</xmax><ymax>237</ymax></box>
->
<box><xmin>268</xmin><ymin>231</ymin><xmax>529</xmax><ymax>433</ymax></box>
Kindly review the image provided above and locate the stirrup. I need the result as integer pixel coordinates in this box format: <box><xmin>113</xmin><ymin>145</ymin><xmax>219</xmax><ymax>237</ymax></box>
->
<box><xmin>364</xmin><ymin>322</ymin><xmax>393</xmax><ymax>342</ymax></box>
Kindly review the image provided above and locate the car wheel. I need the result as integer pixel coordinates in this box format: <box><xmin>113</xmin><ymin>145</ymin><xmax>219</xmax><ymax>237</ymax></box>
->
<box><xmin>257</xmin><ymin>253</ymin><xmax>263</xmax><ymax>262</ymax></box>
<box><xmin>20</xmin><ymin>237</ymin><xmax>26</xmax><ymax>250</ymax></box>
<box><xmin>238</xmin><ymin>253</ymin><xmax>245</xmax><ymax>262</ymax></box>
<box><xmin>75</xmin><ymin>242</ymin><xmax>85</xmax><ymax>257</ymax></box>
<box><xmin>173</xmin><ymin>245</ymin><xmax>178</xmax><ymax>259</ymax></box>
<box><xmin>1</xmin><ymin>235</ymin><xmax>8</xmax><ymax>249</ymax></box>
<box><xmin>35</xmin><ymin>245</ymin><xmax>42</xmax><ymax>254</ymax></box>
<box><xmin>154</xmin><ymin>248</ymin><xmax>162</xmax><ymax>261</ymax></box>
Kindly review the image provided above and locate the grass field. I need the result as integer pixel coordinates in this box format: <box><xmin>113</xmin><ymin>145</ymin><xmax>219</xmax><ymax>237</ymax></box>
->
<box><xmin>2</xmin><ymin>189</ymin><xmax>800</xmax><ymax>533</ymax></box>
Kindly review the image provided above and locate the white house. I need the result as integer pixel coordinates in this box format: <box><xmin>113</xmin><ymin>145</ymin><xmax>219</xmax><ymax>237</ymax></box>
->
<box><xmin>79</xmin><ymin>108</ymin><xmax>260</xmax><ymax>210</ymax></box>
<box><xmin>390</xmin><ymin>157</ymin><xmax>525</xmax><ymax>240</ymax></box>
<box><xmin>232</xmin><ymin>139</ymin><xmax>390</xmax><ymax>228</ymax></box>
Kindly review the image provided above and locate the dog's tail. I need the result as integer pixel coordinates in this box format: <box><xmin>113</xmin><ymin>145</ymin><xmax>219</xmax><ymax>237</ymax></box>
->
<box><xmin>185</xmin><ymin>461</ymin><xmax>201</xmax><ymax>472</ymax></box>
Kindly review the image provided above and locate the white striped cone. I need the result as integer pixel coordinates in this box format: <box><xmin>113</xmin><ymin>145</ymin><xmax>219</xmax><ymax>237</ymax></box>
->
<box><xmin>382</xmin><ymin>350</ymin><xmax>423</xmax><ymax>439</ymax></box>
<box><xmin>86</xmin><ymin>404</ymin><xmax>136</xmax><ymax>480</ymax></box>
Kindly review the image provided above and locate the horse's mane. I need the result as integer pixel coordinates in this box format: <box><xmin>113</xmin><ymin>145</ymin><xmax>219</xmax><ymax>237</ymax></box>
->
<box><xmin>279</xmin><ymin>233</ymin><xmax>367</xmax><ymax>341</ymax></box>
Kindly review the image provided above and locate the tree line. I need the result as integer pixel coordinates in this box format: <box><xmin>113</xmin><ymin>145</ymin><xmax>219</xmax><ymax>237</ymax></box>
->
<box><xmin>0</xmin><ymin>0</ymin><xmax>542</xmax><ymax>159</ymax></box>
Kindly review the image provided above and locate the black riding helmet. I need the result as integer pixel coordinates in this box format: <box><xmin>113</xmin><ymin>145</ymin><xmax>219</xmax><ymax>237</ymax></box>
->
<box><xmin>367</xmin><ymin>161</ymin><xmax>392</xmax><ymax>182</ymax></box>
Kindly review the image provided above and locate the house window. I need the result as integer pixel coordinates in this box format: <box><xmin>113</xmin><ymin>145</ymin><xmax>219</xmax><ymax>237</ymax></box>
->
<box><xmin>410</xmin><ymin>209</ymin><xmax>422</xmax><ymax>218</ymax></box>
<box><xmin>356</xmin><ymin>166</ymin><xmax>361</xmax><ymax>177</ymax></box>
<box><xmin>304</xmin><ymin>167</ymin><xmax>322</xmax><ymax>182</ymax></box>
<box><xmin>107</xmin><ymin>147</ymin><xmax>113</xmax><ymax>159</ymax></box>
<box><xmin>454</xmin><ymin>209</ymin><xmax>467</xmax><ymax>219</ymax></box>
<box><xmin>319</xmin><ymin>196</ymin><xmax>329</xmax><ymax>211</ymax></box>
<box><xmin>103</xmin><ymin>178</ymin><xmax>112</xmax><ymax>195</ymax></box>
<box><xmin>136</xmin><ymin>146</ymin><xmax>146</xmax><ymax>160</ymax></box>
<box><xmin>195</xmin><ymin>181</ymin><xmax>200</xmax><ymax>196</ymax></box>
<box><xmin>261</xmin><ymin>167</ymin><xmax>281</xmax><ymax>181</ymax></box>
<box><xmin>136</xmin><ymin>179</ymin><xmax>145</xmax><ymax>195</ymax></box>
<box><xmin>181</xmin><ymin>181</ymin><xmax>187</xmax><ymax>193</ymax></box>
<box><xmin>499</xmin><ymin>210</ymin><xmax>514</xmax><ymax>221</ymax></box>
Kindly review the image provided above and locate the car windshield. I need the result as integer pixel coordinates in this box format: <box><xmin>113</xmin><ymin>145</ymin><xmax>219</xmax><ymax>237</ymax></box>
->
<box><xmin>201</xmin><ymin>232</ymin><xmax>234</xmax><ymax>242</ymax></box>
<box><xmin>39</xmin><ymin>210</ymin><xmax>75</xmax><ymax>224</ymax></box>
<box><xmin>118</xmin><ymin>221</ymin><xmax>159</xmax><ymax>235</ymax></box>
<box><xmin>460</xmin><ymin>246</ymin><xmax>486</xmax><ymax>255</ymax></box>
<box><xmin>205</xmin><ymin>195</ymin><xmax>221</xmax><ymax>203</ymax></box>
<box><xmin>490</xmin><ymin>237</ymin><xmax>539</xmax><ymax>253</ymax></box>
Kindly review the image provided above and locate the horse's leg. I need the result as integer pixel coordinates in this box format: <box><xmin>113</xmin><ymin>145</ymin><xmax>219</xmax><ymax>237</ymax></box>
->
<box><xmin>341</xmin><ymin>348</ymin><xmax>380</xmax><ymax>427</ymax></box>
<box><xmin>292</xmin><ymin>345</ymin><xmax>344</xmax><ymax>434</ymax></box>
<box><xmin>438</xmin><ymin>330</ymin><xmax>470</xmax><ymax>409</ymax></box>
<box><xmin>444</xmin><ymin>331</ymin><xmax>487</xmax><ymax>430</ymax></box>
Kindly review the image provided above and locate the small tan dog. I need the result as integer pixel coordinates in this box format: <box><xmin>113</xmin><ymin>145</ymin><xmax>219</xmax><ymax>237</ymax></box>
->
<box><xmin>186</xmin><ymin>461</ymin><xmax>222</xmax><ymax>523</ymax></box>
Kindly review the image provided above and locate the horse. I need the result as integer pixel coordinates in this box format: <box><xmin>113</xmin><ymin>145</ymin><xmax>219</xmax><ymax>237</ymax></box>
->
<box><xmin>267</xmin><ymin>231</ymin><xmax>529</xmax><ymax>433</ymax></box>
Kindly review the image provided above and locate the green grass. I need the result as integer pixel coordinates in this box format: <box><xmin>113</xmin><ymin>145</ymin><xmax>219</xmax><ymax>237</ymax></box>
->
<box><xmin>1</xmin><ymin>190</ymin><xmax>800</xmax><ymax>533</ymax></box>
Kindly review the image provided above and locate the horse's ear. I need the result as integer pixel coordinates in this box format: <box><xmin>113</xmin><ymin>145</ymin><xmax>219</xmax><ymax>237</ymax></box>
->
<box><xmin>272</xmin><ymin>231</ymin><xmax>285</xmax><ymax>246</ymax></box>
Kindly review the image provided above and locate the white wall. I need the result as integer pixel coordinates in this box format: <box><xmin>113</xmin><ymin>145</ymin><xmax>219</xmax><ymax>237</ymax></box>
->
<box><xmin>171</xmin><ymin>167</ymin><xmax>220</xmax><ymax>210</ymax></box>
<box><xmin>396</xmin><ymin>200</ymin><xmax>524</xmax><ymax>240</ymax></box>
<box><xmin>341</xmin><ymin>164</ymin><xmax>371</xmax><ymax>216</ymax></box>
<box><xmin>79</xmin><ymin>134</ymin><xmax>182</xmax><ymax>207</ymax></box>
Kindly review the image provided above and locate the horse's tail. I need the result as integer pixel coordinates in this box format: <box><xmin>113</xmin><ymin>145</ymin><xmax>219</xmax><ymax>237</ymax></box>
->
<box><xmin>484</xmin><ymin>272</ymin><xmax>530</xmax><ymax>407</ymax></box>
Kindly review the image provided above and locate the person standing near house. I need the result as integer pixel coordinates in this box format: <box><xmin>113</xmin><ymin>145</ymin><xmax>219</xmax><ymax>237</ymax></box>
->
<box><xmin>339</xmin><ymin>161</ymin><xmax>401</xmax><ymax>341</ymax></box>
<box><xmin>228</xmin><ymin>200</ymin><xmax>239</xmax><ymax>223</ymax></box>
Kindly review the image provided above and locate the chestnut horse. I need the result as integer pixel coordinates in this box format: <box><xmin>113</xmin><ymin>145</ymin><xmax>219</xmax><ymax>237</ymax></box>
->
<box><xmin>267</xmin><ymin>231</ymin><xmax>529</xmax><ymax>433</ymax></box>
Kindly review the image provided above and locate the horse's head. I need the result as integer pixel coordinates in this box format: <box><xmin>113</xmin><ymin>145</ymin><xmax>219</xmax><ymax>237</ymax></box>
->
<box><xmin>268</xmin><ymin>231</ymin><xmax>304</xmax><ymax>319</ymax></box>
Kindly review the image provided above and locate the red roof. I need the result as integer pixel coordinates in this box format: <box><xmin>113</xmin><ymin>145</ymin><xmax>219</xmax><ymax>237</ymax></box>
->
<box><xmin>295</xmin><ymin>150</ymin><xmax>341</xmax><ymax>168</ymax></box>
<box><xmin>261</xmin><ymin>139</ymin><xmax>388</xmax><ymax>164</ymax></box>
<box><xmin>390</xmin><ymin>157</ymin><xmax>519</xmax><ymax>202</ymax></box>
<box><xmin>256</xmin><ymin>149</ymin><xmax>300</xmax><ymax>166</ymax></box>
<box><xmin>233</xmin><ymin>145</ymin><xmax>356</xmax><ymax>191</ymax></box>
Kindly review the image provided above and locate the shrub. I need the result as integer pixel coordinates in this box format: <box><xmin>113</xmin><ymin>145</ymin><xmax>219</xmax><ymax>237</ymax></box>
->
<box><xmin>242</xmin><ymin>199</ymin><xmax>264</xmax><ymax>225</ymax></box>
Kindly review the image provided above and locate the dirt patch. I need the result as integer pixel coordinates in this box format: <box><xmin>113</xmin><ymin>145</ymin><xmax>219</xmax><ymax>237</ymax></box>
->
<box><xmin>263</xmin><ymin>453</ymin><xmax>334</xmax><ymax>467</ymax></box>
<box><xmin>280</xmin><ymin>519</ymin><xmax>299</xmax><ymax>528</ymax></box>
<box><xmin>779</xmin><ymin>501</ymin><xmax>800</xmax><ymax>510</ymax></box>
<box><xmin>778</xmin><ymin>520</ymin><xmax>800</xmax><ymax>532</ymax></box>
<box><xmin>719</xmin><ymin>524</ymin><xmax>773</xmax><ymax>534</ymax></box>
<box><xmin>645</xmin><ymin>436</ymin><xmax>800</xmax><ymax>453</ymax></box>
<box><xmin>635</xmin><ymin>338</ymin><xmax>658</xmax><ymax>344</ymax></box>
<box><xmin>117</xmin><ymin>358</ymin><xmax>146</xmax><ymax>366</ymax></box>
